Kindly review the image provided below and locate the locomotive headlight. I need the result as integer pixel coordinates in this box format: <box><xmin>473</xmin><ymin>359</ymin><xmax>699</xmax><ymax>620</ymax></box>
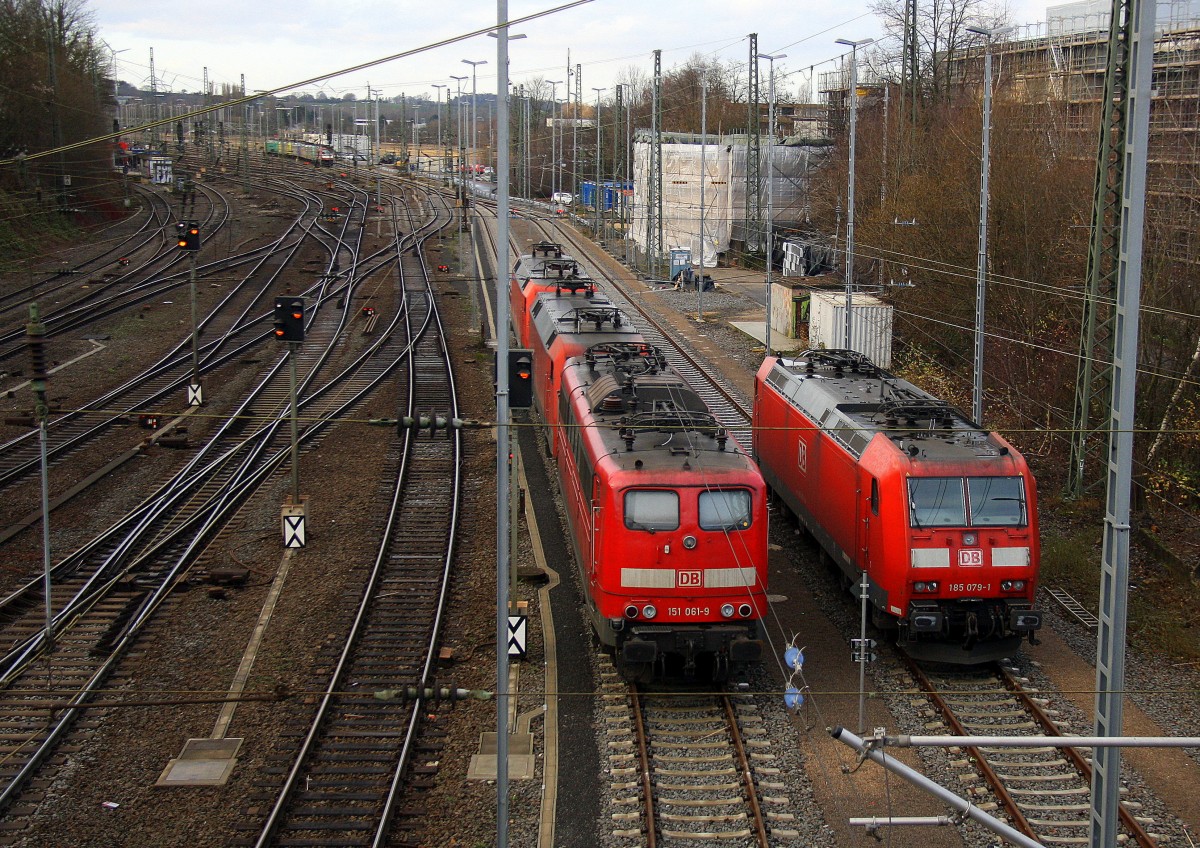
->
<box><xmin>683</xmin><ymin>535</ymin><xmax>698</xmax><ymax>550</ymax></box>
<box><xmin>721</xmin><ymin>604</ymin><xmax>735</xmax><ymax>618</ymax></box>
<box><xmin>738</xmin><ymin>604</ymin><xmax>753</xmax><ymax>618</ymax></box>
<box><xmin>624</xmin><ymin>605</ymin><xmax>639</xmax><ymax>619</ymax></box>
<box><xmin>1001</xmin><ymin>581</ymin><xmax>1012</xmax><ymax>591</ymax></box>
<box><xmin>1001</xmin><ymin>580</ymin><xmax>1026</xmax><ymax>592</ymax></box>
<box><xmin>642</xmin><ymin>604</ymin><xmax>657</xmax><ymax>619</ymax></box>
<box><xmin>914</xmin><ymin>582</ymin><xmax>939</xmax><ymax>593</ymax></box>
<box><xmin>963</xmin><ymin>532</ymin><xmax>978</xmax><ymax>546</ymax></box>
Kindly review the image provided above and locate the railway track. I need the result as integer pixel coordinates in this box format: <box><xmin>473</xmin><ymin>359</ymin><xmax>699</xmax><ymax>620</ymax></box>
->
<box><xmin>240</xmin><ymin>191</ymin><xmax>463</xmax><ymax>847</ymax></box>
<box><xmin>0</xmin><ymin>184</ymin><xmax>453</xmax><ymax>821</ymax></box>
<box><xmin>597</xmin><ymin>655</ymin><xmax>798</xmax><ymax>846</ymax></box>
<box><xmin>904</xmin><ymin>658</ymin><xmax>1162</xmax><ymax>846</ymax></box>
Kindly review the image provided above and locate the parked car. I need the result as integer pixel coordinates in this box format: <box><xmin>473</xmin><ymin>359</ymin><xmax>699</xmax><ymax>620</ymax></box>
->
<box><xmin>551</xmin><ymin>191</ymin><xmax>573</xmax><ymax>205</ymax></box>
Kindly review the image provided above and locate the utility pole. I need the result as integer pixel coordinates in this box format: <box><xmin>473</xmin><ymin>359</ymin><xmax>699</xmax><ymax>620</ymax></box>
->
<box><xmin>1090</xmin><ymin>1</ymin><xmax>1154</xmax><ymax>843</ymax></box>
<box><xmin>698</xmin><ymin>79</ymin><xmax>707</xmax><ymax>321</ymax></box>
<box><xmin>573</xmin><ymin>63</ymin><xmax>582</xmax><ymax>204</ymax></box>
<box><xmin>836</xmin><ymin>38</ymin><xmax>873</xmax><ymax>353</ymax></box>
<box><xmin>745</xmin><ymin>34</ymin><xmax>762</xmax><ymax>256</ymax></box>
<box><xmin>592</xmin><ymin>87</ymin><xmax>606</xmax><ymax>238</ymax></box>
<box><xmin>432</xmin><ymin>84</ymin><xmax>447</xmax><ymax>176</ymax></box>
<box><xmin>451</xmin><ymin>75</ymin><xmax>468</xmax><ymax>212</ymax></box>
<box><xmin>757</xmin><ymin>51</ymin><xmax>786</xmax><ymax>357</ymax></box>
<box><xmin>966</xmin><ymin>26</ymin><xmax>1010</xmax><ymax>424</ymax></box>
<box><xmin>613</xmin><ymin>84</ymin><xmax>623</xmax><ymax>246</ymax></box>
<box><xmin>547</xmin><ymin>79</ymin><xmax>563</xmax><ymax>198</ymax></box>
<box><xmin>240</xmin><ymin>74</ymin><xmax>249</xmax><ymax>193</ymax></box>
<box><xmin>647</xmin><ymin>49</ymin><xmax>664</xmax><ymax>278</ymax></box>
<box><xmin>463</xmin><ymin>58</ymin><xmax>488</xmax><ymax>182</ymax></box>
<box><xmin>494</xmin><ymin>4</ymin><xmax>514</xmax><ymax>844</ymax></box>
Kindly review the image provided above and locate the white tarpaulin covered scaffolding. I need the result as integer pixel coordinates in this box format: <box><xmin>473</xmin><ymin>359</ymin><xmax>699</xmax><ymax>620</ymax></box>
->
<box><xmin>630</xmin><ymin>133</ymin><xmax>818</xmax><ymax>268</ymax></box>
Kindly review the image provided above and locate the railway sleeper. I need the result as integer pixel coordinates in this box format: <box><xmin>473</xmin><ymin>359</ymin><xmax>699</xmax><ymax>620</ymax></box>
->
<box><xmin>658</xmin><ymin>812</ymin><xmax>749</xmax><ymax>823</ymax></box>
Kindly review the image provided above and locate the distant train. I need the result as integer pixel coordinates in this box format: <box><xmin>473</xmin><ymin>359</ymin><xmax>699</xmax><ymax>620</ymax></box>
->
<box><xmin>265</xmin><ymin>138</ymin><xmax>335</xmax><ymax>167</ymax></box>
<box><xmin>514</xmin><ymin>244</ymin><xmax>768</xmax><ymax>682</ymax></box>
<box><xmin>752</xmin><ymin>349</ymin><xmax>1042</xmax><ymax>663</ymax></box>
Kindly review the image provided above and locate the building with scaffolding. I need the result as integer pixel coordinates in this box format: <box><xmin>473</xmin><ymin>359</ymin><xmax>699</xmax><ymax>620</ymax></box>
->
<box><xmin>944</xmin><ymin>13</ymin><xmax>1200</xmax><ymax>271</ymax></box>
<box><xmin>628</xmin><ymin>131</ymin><xmax>824</xmax><ymax>271</ymax></box>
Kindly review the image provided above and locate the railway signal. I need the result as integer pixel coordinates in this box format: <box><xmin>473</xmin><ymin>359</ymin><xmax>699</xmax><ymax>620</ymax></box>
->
<box><xmin>176</xmin><ymin>221</ymin><xmax>200</xmax><ymax>251</ymax></box>
<box><xmin>273</xmin><ymin>297</ymin><xmax>305</xmax><ymax>343</ymax></box>
<box><xmin>508</xmin><ymin>349</ymin><xmax>533</xmax><ymax>408</ymax></box>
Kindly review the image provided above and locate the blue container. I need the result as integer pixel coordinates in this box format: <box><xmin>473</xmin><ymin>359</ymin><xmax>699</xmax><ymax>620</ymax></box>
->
<box><xmin>581</xmin><ymin>181</ymin><xmax>599</xmax><ymax>209</ymax></box>
<box><xmin>582</xmin><ymin>181</ymin><xmax>631</xmax><ymax>212</ymax></box>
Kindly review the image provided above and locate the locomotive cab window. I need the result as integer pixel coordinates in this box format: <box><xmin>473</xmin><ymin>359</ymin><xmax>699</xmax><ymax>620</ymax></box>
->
<box><xmin>967</xmin><ymin>476</ymin><xmax>1027</xmax><ymax>526</ymax></box>
<box><xmin>908</xmin><ymin>476</ymin><xmax>1028</xmax><ymax>527</ymax></box>
<box><xmin>698</xmin><ymin>490</ymin><xmax>752</xmax><ymax>531</ymax></box>
<box><xmin>625</xmin><ymin>490</ymin><xmax>679</xmax><ymax>531</ymax></box>
<box><xmin>908</xmin><ymin>478</ymin><xmax>966</xmax><ymax>527</ymax></box>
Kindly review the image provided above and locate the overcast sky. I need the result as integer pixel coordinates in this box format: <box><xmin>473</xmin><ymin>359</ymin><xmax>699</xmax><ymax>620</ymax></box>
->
<box><xmin>94</xmin><ymin>0</ymin><xmax>1053</xmax><ymax>105</ymax></box>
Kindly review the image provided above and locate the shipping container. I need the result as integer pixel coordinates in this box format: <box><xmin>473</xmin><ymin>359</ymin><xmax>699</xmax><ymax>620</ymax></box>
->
<box><xmin>807</xmin><ymin>291</ymin><xmax>893</xmax><ymax>368</ymax></box>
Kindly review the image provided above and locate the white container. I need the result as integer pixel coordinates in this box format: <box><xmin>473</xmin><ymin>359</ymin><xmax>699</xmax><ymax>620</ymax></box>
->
<box><xmin>808</xmin><ymin>291</ymin><xmax>893</xmax><ymax>368</ymax></box>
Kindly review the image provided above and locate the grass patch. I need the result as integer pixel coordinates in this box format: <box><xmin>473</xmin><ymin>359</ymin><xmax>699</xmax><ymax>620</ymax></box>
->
<box><xmin>1040</xmin><ymin>504</ymin><xmax>1200</xmax><ymax>662</ymax></box>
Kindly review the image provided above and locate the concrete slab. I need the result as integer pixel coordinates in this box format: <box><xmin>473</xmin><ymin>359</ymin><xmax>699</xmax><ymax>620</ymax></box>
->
<box><xmin>729</xmin><ymin>320</ymin><xmax>805</xmax><ymax>351</ymax></box>
<box><xmin>156</xmin><ymin>737</ymin><xmax>243</xmax><ymax>787</ymax></box>
<box><xmin>467</xmin><ymin>732</ymin><xmax>535</xmax><ymax>781</ymax></box>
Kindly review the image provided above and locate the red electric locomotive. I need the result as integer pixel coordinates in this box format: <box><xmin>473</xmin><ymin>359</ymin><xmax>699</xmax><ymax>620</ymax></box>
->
<box><xmin>521</xmin><ymin>282</ymin><xmax>768</xmax><ymax>682</ymax></box>
<box><xmin>527</xmin><ymin>288</ymin><xmax>639</xmax><ymax>455</ymax></box>
<box><xmin>509</xmin><ymin>241</ymin><xmax>591</xmax><ymax>348</ymax></box>
<box><xmin>752</xmin><ymin>349</ymin><xmax>1042</xmax><ymax>663</ymax></box>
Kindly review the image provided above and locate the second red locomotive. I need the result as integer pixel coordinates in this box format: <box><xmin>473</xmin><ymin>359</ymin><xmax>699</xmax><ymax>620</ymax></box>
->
<box><xmin>753</xmin><ymin>349</ymin><xmax>1042</xmax><ymax>663</ymax></box>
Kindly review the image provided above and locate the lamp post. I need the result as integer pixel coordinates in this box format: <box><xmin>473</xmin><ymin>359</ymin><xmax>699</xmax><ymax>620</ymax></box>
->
<box><xmin>367</xmin><ymin>85</ymin><xmax>381</xmax><ymax>203</ymax></box>
<box><xmin>463</xmin><ymin>58</ymin><xmax>488</xmax><ymax>183</ymax></box>
<box><xmin>487</xmin><ymin>31</ymin><xmax>526</xmax><ymax>192</ymax></box>
<box><xmin>592</xmin><ymin>87</ymin><xmax>606</xmax><ymax>238</ymax></box>
<box><xmin>835</xmin><ymin>37</ymin><xmax>873</xmax><ymax>354</ymax></box>
<box><xmin>547</xmin><ymin>79</ymin><xmax>563</xmax><ymax>198</ymax></box>
<box><xmin>756</xmin><ymin>51</ymin><xmax>786</xmax><ymax>358</ymax></box>
<box><xmin>432</xmin><ymin>84</ymin><xmax>447</xmax><ymax>175</ymax></box>
<box><xmin>965</xmin><ymin>24</ymin><xmax>1011</xmax><ymax>424</ymax></box>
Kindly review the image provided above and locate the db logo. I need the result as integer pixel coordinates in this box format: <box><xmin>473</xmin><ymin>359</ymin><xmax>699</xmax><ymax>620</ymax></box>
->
<box><xmin>958</xmin><ymin>549</ymin><xmax>984</xmax><ymax>567</ymax></box>
<box><xmin>677</xmin><ymin>570</ymin><xmax>702</xmax><ymax>587</ymax></box>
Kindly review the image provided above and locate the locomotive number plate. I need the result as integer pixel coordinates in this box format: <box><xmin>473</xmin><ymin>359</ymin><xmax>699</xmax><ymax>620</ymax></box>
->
<box><xmin>958</xmin><ymin>549</ymin><xmax>984</xmax><ymax>566</ymax></box>
<box><xmin>667</xmin><ymin>607</ymin><xmax>711</xmax><ymax>618</ymax></box>
<box><xmin>950</xmin><ymin>583</ymin><xmax>991</xmax><ymax>593</ymax></box>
